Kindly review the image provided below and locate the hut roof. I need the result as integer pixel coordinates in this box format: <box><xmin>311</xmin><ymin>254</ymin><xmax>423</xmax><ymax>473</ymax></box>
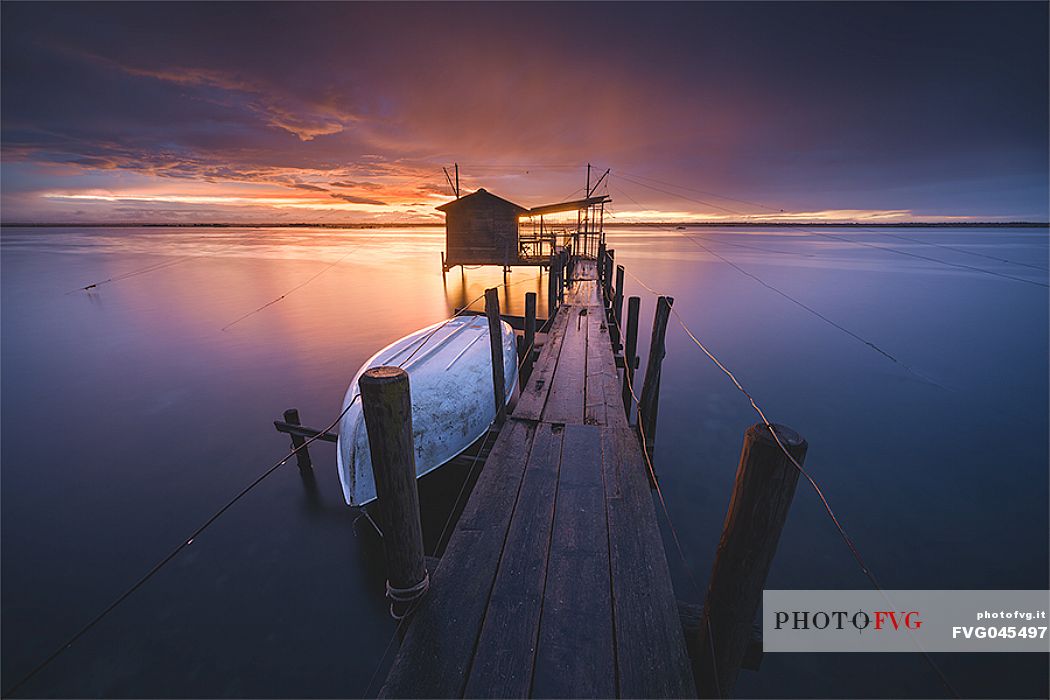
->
<box><xmin>436</xmin><ymin>188</ymin><xmax>528</xmax><ymax>213</ymax></box>
<box><xmin>526</xmin><ymin>195</ymin><xmax>612</xmax><ymax>217</ymax></box>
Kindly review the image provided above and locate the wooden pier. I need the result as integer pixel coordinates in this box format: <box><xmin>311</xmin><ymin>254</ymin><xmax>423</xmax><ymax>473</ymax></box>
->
<box><xmin>379</xmin><ymin>259</ymin><xmax>695</xmax><ymax>698</ymax></box>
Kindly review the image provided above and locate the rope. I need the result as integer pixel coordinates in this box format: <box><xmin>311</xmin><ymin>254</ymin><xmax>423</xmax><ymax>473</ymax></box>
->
<box><xmin>617</xmin><ymin>169</ymin><xmax>1048</xmax><ymax>272</ymax></box>
<box><xmin>609</xmin><ymin>184</ymin><xmax>947</xmax><ymax>390</ymax></box>
<box><xmin>221</xmin><ymin>232</ymin><xmax>385</xmax><ymax>331</ymax></box>
<box><xmin>615</xmin><ymin>173</ymin><xmax>1048</xmax><ymax>289</ymax></box>
<box><xmin>612</xmin><ymin>265</ymin><xmax>959</xmax><ymax>698</ymax></box>
<box><xmin>8</xmin><ymin>270</ymin><xmax>540</xmax><ymax>695</ymax></box>
<box><xmin>2</xmin><ymin>392</ymin><xmax>361</xmax><ymax>698</ymax></box>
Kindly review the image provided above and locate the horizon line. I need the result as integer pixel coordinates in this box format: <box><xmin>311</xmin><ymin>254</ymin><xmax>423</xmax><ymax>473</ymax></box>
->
<box><xmin>3</xmin><ymin>221</ymin><xmax>1048</xmax><ymax>229</ymax></box>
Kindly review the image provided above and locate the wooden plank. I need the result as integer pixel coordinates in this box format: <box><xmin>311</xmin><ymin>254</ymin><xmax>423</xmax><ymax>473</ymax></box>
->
<box><xmin>380</xmin><ymin>420</ymin><xmax>536</xmax><ymax>699</ymax></box>
<box><xmin>601</xmin><ymin>426</ymin><xmax>697</xmax><ymax>698</ymax></box>
<box><xmin>542</xmin><ymin>307</ymin><xmax>589</xmax><ymax>424</ymax></box>
<box><xmin>464</xmin><ymin>423</ymin><xmax>565</xmax><ymax>698</ymax></box>
<box><xmin>532</xmin><ymin>423</ymin><xmax>615</xmax><ymax>698</ymax></box>
<box><xmin>584</xmin><ymin>310</ymin><xmax>608</xmax><ymax>427</ymax></box>
<box><xmin>512</xmin><ymin>309</ymin><xmax>570</xmax><ymax>421</ymax></box>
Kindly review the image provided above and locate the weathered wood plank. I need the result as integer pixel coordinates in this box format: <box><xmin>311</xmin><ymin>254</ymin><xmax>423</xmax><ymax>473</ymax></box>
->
<box><xmin>379</xmin><ymin>420</ymin><xmax>536</xmax><ymax>699</ymax></box>
<box><xmin>584</xmin><ymin>310</ymin><xmax>608</xmax><ymax>426</ymax></box>
<box><xmin>602</xmin><ymin>426</ymin><xmax>697</xmax><ymax>698</ymax></box>
<box><xmin>542</xmin><ymin>308</ymin><xmax>589</xmax><ymax>424</ymax></box>
<box><xmin>464</xmin><ymin>423</ymin><xmax>564</xmax><ymax>698</ymax></box>
<box><xmin>512</xmin><ymin>309</ymin><xmax>570</xmax><ymax>421</ymax></box>
<box><xmin>532</xmin><ymin>423</ymin><xmax>615</xmax><ymax>698</ymax></box>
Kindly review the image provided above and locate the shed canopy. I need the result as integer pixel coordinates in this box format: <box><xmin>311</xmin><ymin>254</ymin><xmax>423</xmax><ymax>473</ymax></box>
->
<box><xmin>526</xmin><ymin>195</ymin><xmax>611</xmax><ymax>217</ymax></box>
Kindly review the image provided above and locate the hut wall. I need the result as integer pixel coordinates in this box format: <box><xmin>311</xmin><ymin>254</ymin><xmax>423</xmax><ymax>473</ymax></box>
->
<box><xmin>445</xmin><ymin>201</ymin><xmax>519</xmax><ymax>266</ymax></box>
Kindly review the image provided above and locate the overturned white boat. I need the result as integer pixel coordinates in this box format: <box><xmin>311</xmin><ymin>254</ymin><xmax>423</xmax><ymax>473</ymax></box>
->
<box><xmin>337</xmin><ymin>315</ymin><xmax>517</xmax><ymax>505</ymax></box>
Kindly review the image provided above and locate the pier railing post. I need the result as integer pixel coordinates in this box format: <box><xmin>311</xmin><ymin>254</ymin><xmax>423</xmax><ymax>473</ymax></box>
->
<box><xmin>358</xmin><ymin>367</ymin><xmax>429</xmax><ymax>618</ymax></box>
<box><xmin>604</xmin><ymin>249</ymin><xmax>615</xmax><ymax>305</ymax></box>
<box><xmin>598</xmin><ymin>242</ymin><xmax>607</xmax><ymax>283</ymax></box>
<box><xmin>557</xmin><ymin>250</ymin><xmax>567</xmax><ymax>304</ymax></box>
<box><xmin>547</xmin><ymin>253</ymin><xmax>557</xmax><ymax>321</ymax></box>
<box><xmin>522</xmin><ymin>292</ymin><xmax>537</xmax><ymax>387</ymax></box>
<box><xmin>637</xmin><ymin>295</ymin><xmax>673</xmax><ymax>455</ymax></box>
<box><xmin>695</xmin><ymin>424</ymin><xmax>807</xmax><ymax>698</ymax></box>
<box><xmin>282</xmin><ymin>408</ymin><xmax>312</xmax><ymax>470</ymax></box>
<box><xmin>611</xmin><ymin>264</ymin><xmax>625</xmax><ymax>349</ymax></box>
<box><xmin>485</xmin><ymin>287</ymin><xmax>508</xmax><ymax>426</ymax></box>
<box><xmin>621</xmin><ymin>296</ymin><xmax>641</xmax><ymax>416</ymax></box>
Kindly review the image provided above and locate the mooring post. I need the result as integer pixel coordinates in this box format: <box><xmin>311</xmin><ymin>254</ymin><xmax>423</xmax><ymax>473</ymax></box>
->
<box><xmin>522</xmin><ymin>292</ymin><xmax>537</xmax><ymax>387</ymax></box>
<box><xmin>282</xmin><ymin>408</ymin><xmax>312</xmax><ymax>470</ymax></box>
<box><xmin>695</xmin><ymin>424</ymin><xmax>807</xmax><ymax>698</ymax></box>
<box><xmin>557</xmin><ymin>250</ymin><xmax>566</xmax><ymax>304</ymax></box>
<box><xmin>637</xmin><ymin>295</ymin><xmax>673</xmax><ymax>456</ymax></box>
<box><xmin>358</xmin><ymin>367</ymin><xmax>429</xmax><ymax>618</ymax></box>
<box><xmin>547</xmin><ymin>252</ymin><xmax>557</xmax><ymax>321</ymax></box>
<box><xmin>598</xmin><ymin>242</ymin><xmax>607</xmax><ymax>282</ymax></box>
<box><xmin>612</xmin><ymin>264</ymin><xmax>625</xmax><ymax>349</ymax></box>
<box><xmin>604</xmin><ymin>249</ymin><xmax>615</xmax><ymax>305</ymax></box>
<box><xmin>484</xmin><ymin>287</ymin><xmax>508</xmax><ymax>426</ymax></box>
<box><xmin>621</xmin><ymin>296</ymin><xmax>641</xmax><ymax>415</ymax></box>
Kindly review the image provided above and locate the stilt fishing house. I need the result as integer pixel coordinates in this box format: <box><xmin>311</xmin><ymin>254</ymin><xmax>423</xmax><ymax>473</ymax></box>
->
<box><xmin>438</xmin><ymin>167</ymin><xmax>611</xmax><ymax>270</ymax></box>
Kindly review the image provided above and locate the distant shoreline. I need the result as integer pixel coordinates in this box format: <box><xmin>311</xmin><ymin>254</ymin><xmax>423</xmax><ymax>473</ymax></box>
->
<box><xmin>2</xmin><ymin>221</ymin><xmax>1047</xmax><ymax>229</ymax></box>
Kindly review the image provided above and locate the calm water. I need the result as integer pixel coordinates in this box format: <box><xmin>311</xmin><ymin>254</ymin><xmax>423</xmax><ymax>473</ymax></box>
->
<box><xmin>2</xmin><ymin>225</ymin><xmax>1047</xmax><ymax>698</ymax></box>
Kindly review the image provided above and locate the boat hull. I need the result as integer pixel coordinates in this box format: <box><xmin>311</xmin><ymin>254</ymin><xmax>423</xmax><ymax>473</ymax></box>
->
<box><xmin>337</xmin><ymin>315</ymin><xmax>517</xmax><ymax>505</ymax></box>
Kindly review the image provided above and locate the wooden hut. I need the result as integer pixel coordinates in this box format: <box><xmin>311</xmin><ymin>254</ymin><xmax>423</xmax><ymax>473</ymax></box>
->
<box><xmin>437</xmin><ymin>189</ymin><xmax>528</xmax><ymax>270</ymax></box>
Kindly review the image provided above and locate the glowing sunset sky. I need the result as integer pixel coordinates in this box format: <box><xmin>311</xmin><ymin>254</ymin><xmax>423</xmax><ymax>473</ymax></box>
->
<box><xmin>1</xmin><ymin>2</ymin><xmax>1047</xmax><ymax>224</ymax></box>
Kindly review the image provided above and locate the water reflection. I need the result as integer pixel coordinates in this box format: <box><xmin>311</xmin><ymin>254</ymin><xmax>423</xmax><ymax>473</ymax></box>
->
<box><xmin>0</xmin><ymin>224</ymin><xmax>1046</xmax><ymax>698</ymax></box>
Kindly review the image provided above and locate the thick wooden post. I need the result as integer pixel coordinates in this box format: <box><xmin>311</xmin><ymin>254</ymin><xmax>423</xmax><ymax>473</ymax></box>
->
<box><xmin>282</xmin><ymin>408</ymin><xmax>312</xmax><ymax>469</ymax></box>
<box><xmin>522</xmin><ymin>292</ymin><xmax>537</xmax><ymax>387</ymax></box>
<box><xmin>598</xmin><ymin>242</ymin><xmax>607</xmax><ymax>283</ymax></box>
<box><xmin>547</xmin><ymin>253</ymin><xmax>557</xmax><ymax>320</ymax></box>
<box><xmin>604</xmin><ymin>249</ymin><xmax>615</xmax><ymax>304</ymax></box>
<box><xmin>557</xmin><ymin>250</ymin><xmax>566</xmax><ymax>304</ymax></box>
<box><xmin>621</xmin><ymin>296</ymin><xmax>641</xmax><ymax>415</ymax></box>
<box><xmin>695</xmin><ymin>424</ymin><xmax>806</xmax><ymax>698</ymax></box>
<box><xmin>637</xmin><ymin>295</ymin><xmax>673</xmax><ymax>453</ymax></box>
<box><xmin>610</xmin><ymin>263</ymin><xmax>624</xmax><ymax>349</ymax></box>
<box><xmin>358</xmin><ymin>367</ymin><xmax>428</xmax><ymax>616</ymax></box>
<box><xmin>485</xmin><ymin>287</ymin><xmax>508</xmax><ymax>426</ymax></box>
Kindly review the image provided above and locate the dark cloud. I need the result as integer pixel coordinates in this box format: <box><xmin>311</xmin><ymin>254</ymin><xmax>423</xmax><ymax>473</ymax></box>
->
<box><xmin>1</xmin><ymin>2</ymin><xmax>1046</xmax><ymax>221</ymax></box>
<box><xmin>329</xmin><ymin>193</ymin><xmax>386</xmax><ymax>206</ymax></box>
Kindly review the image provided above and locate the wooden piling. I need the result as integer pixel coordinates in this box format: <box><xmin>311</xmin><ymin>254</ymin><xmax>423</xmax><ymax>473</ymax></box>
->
<box><xmin>611</xmin><ymin>264</ymin><xmax>625</xmax><ymax>349</ymax></box>
<box><xmin>522</xmin><ymin>292</ymin><xmax>537</xmax><ymax>387</ymax></box>
<box><xmin>282</xmin><ymin>408</ymin><xmax>312</xmax><ymax>469</ymax></box>
<box><xmin>358</xmin><ymin>367</ymin><xmax>429</xmax><ymax>616</ymax></box>
<box><xmin>637</xmin><ymin>295</ymin><xmax>673</xmax><ymax>454</ymax></box>
<box><xmin>604</xmin><ymin>249</ymin><xmax>615</xmax><ymax>304</ymax></box>
<box><xmin>547</xmin><ymin>253</ymin><xmax>558</xmax><ymax>320</ymax></box>
<box><xmin>557</xmin><ymin>250</ymin><xmax>567</xmax><ymax>304</ymax></box>
<box><xmin>621</xmin><ymin>296</ymin><xmax>641</xmax><ymax>415</ymax></box>
<box><xmin>485</xmin><ymin>287</ymin><xmax>508</xmax><ymax>426</ymax></box>
<box><xmin>695</xmin><ymin>423</ymin><xmax>806</xmax><ymax>698</ymax></box>
<box><xmin>598</xmin><ymin>242</ymin><xmax>607</xmax><ymax>285</ymax></box>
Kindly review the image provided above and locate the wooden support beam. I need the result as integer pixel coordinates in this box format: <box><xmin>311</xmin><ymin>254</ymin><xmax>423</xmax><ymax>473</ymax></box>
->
<box><xmin>522</xmin><ymin>292</ymin><xmax>537</xmax><ymax>387</ymax></box>
<box><xmin>637</xmin><ymin>295</ymin><xmax>673</xmax><ymax>456</ymax></box>
<box><xmin>621</xmin><ymin>296</ymin><xmax>641</xmax><ymax>417</ymax></box>
<box><xmin>273</xmin><ymin>419</ymin><xmax>338</xmax><ymax>443</ymax></box>
<box><xmin>485</xmin><ymin>287</ymin><xmax>508</xmax><ymax>426</ymax></box>
<box><xmin>695</xmin><ymin>424</ymin><xmax>806</xmax><ymax>697</ymax></box>
<box><xmin>359</xmin><ymin>367</ymin><xmax>429</xmax><ymax>617</ymax></box>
